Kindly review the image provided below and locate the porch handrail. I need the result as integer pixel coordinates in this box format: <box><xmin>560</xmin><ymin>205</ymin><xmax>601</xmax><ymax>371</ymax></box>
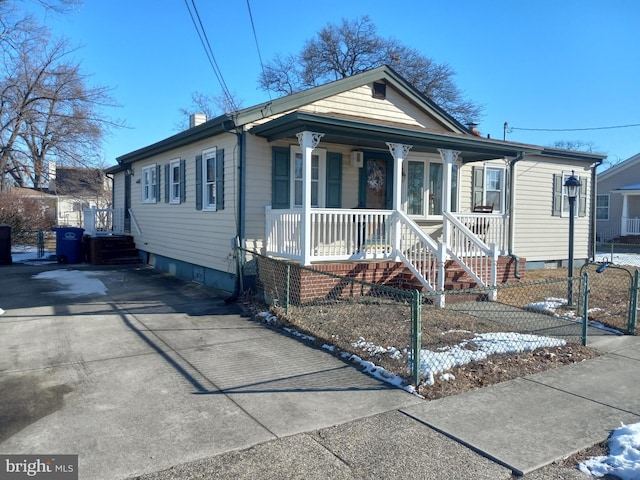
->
<box><xmin>128</xmin><ymin>208</ymin><xmax>143</xmax><ymax>236</ymax></box>
<box><xmin>265</xmin><ymin>206</ymin><xmax>303</xmax><ymax>261</ymax></box>
<box><xmin>395</xmin><ymin>210</ymin><xmax>439</xmax><ymax>294</ymax></box>
<box><xmin>622</xmin><ymin>217</ymin><xmax>640</xmax><ymax>236</ymax></box>
<box><xmin>82</xmin><ymin>207</ymin><xmax>125</xmax><ymax>236</ymax></box>
<box><xmin>444</xmin><ymin>211</ymin><xmax>497</xmax><ymax>289</ymax></box>
<box><xmin>452</xmin><ymin>212</ymin><xmax>508</xmax><ymax>254</ymax></box>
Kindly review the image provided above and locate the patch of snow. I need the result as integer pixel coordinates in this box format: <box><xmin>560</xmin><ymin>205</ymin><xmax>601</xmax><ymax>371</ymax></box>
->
<box><xmin>525</xmin><ymin>297</ymin><xmax>567</xmax><ymax>315</ymax></box>
<box><xmin>439</xmin><ymin>373</ymin><xmax>455</xmax><ymax>381</ymax></box>
<box><xmin>579</xmin><ymin>422</ymin><xmax>640</xmax><ymax>479</ymax></box>
<box><xmin>32</xmin><ymin>269</ymin><xmax>107</xmax><ymax>296</ymax></box>
<box><xmin>595</xmin><ymin>252</ymin><xmax>640</xmax><ymax>268</ymax></box>
<box><xmin>0</xmin><ymin>308</ymin><xmax>4</xmax><ymax>315</ymax></box>
<box><xmin>283</xmin><ymin>327</ymin><xmax>315</xmax><ymax>342</ymax></box>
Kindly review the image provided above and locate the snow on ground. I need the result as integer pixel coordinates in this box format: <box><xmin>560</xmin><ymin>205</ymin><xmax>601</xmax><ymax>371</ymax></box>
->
<box><xmin>595</xmin><ymin>252</ymin><xmax>640</xmax><ymax>268</ymax></box>
<box><xmin>10</xmin><ymin>245</ymin><xmax>57</xmax><ymax>265</ymax></box>
<box><xmin>579</xmin><ymin>422</ymin><xmax>640</xmax><ymax>479</ymax></box>
<box><xmin>32</xmin><ymin>269</ymin><xmax>108</xmax><ymax>296</ymax></box>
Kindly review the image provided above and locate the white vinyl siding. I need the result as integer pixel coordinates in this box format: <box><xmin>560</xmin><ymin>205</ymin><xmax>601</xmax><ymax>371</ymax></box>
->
<box><xmin>125</xmin><ymin>134</ymin><xmax>237</xmax><ymax>277</ymax></box>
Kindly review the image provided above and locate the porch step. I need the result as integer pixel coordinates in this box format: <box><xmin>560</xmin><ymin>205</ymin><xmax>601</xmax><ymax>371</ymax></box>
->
<box><xmin>85</xmin><ymin>235</ymin><xmax>141</xmax><ymax>265</ymax></box>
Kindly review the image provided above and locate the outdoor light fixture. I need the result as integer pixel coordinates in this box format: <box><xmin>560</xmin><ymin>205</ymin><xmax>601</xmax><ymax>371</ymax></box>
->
<box><xmin>125</xmin><ymin>167</ymin><xmax>134</xmax><ymax>176</ymax></box>
<box><xmin>564</xmin><ymin>171</ymin><xmax>581</xmax><ymax>306</ymax></box>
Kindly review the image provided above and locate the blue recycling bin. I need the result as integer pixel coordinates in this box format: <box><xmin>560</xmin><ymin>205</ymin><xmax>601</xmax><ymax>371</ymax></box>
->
<box><xmin>55</xmin><ymin>227</ymin><xmax>85</xmax><ymax>264</ymax></box>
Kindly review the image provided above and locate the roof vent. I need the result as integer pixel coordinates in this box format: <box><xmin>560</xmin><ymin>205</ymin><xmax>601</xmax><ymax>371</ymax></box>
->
<box><xmin>372</xmin><ymin>82</ymin><xmax>386</xmax><ymax>100</ymax></box>
<box><xmin>189</xmin><ymin>113</ymin><xmax>207</xmax><ymax>128</ymax></box>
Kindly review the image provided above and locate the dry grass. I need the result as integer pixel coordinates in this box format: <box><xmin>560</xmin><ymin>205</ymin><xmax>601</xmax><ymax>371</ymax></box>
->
<box><xmin>241</xmin><ymin>259</ymin><xmax>640</xmax><ymax>401</ymax></box>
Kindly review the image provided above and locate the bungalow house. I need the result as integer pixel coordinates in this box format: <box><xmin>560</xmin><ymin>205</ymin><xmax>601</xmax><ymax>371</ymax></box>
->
<box><xmin>103</xmin><ymin>65</ymin><xmax>605</xmax><ymax>300</ymax></box>
<box><xmin>596</xmin><ymin>153</ymin><xmax>640</xmax><ymax>242</ymax></box>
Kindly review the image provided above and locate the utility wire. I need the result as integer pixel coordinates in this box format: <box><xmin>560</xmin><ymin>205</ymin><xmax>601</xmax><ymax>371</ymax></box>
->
<box><xmin>246</xmin><ymin>0</ymin><xmax>271</xmax><ymax>101</ymax></box>
<box><xmin>511</xmin><ymin>123</ymin><xmax>640</xmax><ymax>132</ymax></box>
<box><xmin>184</xmin><ymin>0</ymin><xmax>238</xmax><ymax>112</ymax></box>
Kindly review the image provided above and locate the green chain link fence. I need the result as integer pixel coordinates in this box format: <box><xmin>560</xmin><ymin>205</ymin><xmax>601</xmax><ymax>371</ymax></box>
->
<box><xmin>238</xmin><ymin>248</ymin><xmax>638</xmax><ymax>391</ymax></box>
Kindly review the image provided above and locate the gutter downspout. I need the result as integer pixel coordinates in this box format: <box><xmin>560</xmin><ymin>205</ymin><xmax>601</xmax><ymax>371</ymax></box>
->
<box><xmin>508</xmin><ymin>152</ymin><xmax>526</xmax><ymax>279</ymax></box>
<box><xmin>225</xmin><ymin>122</ymin><xmax>245</xmax><ymax>304</ymax></box>
<box><xmin>589</xmin><ymin>158</ymin><xmax>604</xmax><ymax>261</ymax></box>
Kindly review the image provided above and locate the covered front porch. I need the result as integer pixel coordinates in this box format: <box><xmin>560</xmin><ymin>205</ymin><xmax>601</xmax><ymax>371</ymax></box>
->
<box><xmin>616</xmin><ymin>185</ymin><xmax>640</xmax><ymax>237</ymax></box>
<box><xmin>252</xmin><ymin>113</ymin><xmax>535</xmax><ymax>298</ymax></box>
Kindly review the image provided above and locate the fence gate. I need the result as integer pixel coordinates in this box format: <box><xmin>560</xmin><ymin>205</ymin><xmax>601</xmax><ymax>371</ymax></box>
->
<box><xmin>579</xmin><ymin>263</ymin><xmax>639</xmax><ymax>334</ymax></box>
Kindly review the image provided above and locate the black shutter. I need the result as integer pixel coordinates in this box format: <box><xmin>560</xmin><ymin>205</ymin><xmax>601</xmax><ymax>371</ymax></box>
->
<box><xmin>156</xmin><ymin>164</ymin><xmax>161</xmax><ymax>202</ymax></box>
<box><xmin>578</xmin><ymin>176</ymin><xmax>587</xmax><ymax>217</ymax></box>
<box><xmin>326</xmin><ymin>152</ymin><xmax>342</xmax><ymax>208</ymax></box>
<box><xmin>472</xmin><ymin>166</ymin><xmax>484</xmax><ymax>207</ymax></box>
<box><xmin>552</xmin><ymin>174</ymin><xmax>562</xmax><ymax>216</ymax></box>
<box><xmin>195</xmin><ymin>155</ymin><xmax>203</xmax><ymax>211</ymax></box>
<box><xmin>180</xmin><ymin>159</ymin><xmax>186</xmax><ymax>203</ymax></box>
<box><xmin>164</xmin><ymin>164</ymin><xmax>170</xmax><ymax>203</ymax></box>
<box><xmin>216</xmin><ymin>148</ymin><xmax>224</xmax><ymax>210</ymax></box>
<box><xmin>272</xmin><ymin>147</ymin><xmax>290</xmax><ymax>209</ymax></box>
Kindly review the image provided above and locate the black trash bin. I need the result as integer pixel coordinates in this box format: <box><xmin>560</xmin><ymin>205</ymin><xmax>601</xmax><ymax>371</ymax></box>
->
<box><xmin>0</xmin><ymin>224</ymin><xmax>12</xmax><ymax>265</ymax></box>
<box><xmin>55</xmin><ymin>227</ymin><xmax>85</xmax><ymax>264</ymax></box>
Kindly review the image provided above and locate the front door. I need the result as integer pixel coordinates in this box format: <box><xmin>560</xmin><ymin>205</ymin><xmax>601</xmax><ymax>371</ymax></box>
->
<box><xmin>360</xmin><ymin>153</ymin><xmax>392</xmax><ymax>209</ymax></box>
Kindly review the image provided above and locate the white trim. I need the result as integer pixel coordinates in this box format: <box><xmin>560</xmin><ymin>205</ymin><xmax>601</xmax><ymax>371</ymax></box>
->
<box><xmin>169</xmin><ymin>158</ymin><xmax>181</xmax><ymax>204</ymax></box>
<box><xmin>596</xmin><ymin>193</ymin><xmax>609</xmax><ymax>221</ymax></box>
<box><xmin>141</xmin><ymin>164</ymin><xmax>157</xmax><ymax>203</ymax></box>
<box><xmin>202</xmin><ymin>147</ymin><xmax>217</xmax><ymax>211</ymax></box>
<box><xmin>403</xmin><ymin>154</ymin><xmax>459</xmax><ymax>219</ymax></box>
<box><xmin>484</xmin><ymin>166</ymin><xmax>506</xmax><ymax>214</ymax></box>
<box><xmin>560</xmin><ymin>170</ymin><xmax>579</xmax><ymax>218</ymax></box>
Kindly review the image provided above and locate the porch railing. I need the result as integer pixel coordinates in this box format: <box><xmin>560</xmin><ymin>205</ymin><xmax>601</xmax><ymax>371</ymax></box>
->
<box><xmin>452</xmin><ymin>212</ymin><xmax>508</xmax><ymax>254</ymax></box>
<box><xmin>395</xmin><ymin>210</ymin><xmax>439</xmax><ymax>294</ymax></box>
<box><xmin>83</xmin><ymin>208</ymin><xmax>125</xmax><ymax>237</ymax></box>
<box><xmin>264</xmin><ymin>207</ymin><xmax>395</xmax><ymax>262</ymax></box>
<box><xmin>622</xmin><ymin>217</ymin><xmax>640</xmax><ymax>236</ymax></box>
<box><xmin>444</xmin><ymin>211</ymin><xmax>497</xmax><ymax>291</ymax></box>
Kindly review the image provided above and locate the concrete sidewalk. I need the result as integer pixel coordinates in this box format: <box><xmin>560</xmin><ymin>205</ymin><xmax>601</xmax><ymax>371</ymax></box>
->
<box><xmin>1</xmin><ymin>263</ymin><xmax>638</xmax><ymax>479</ymax></box>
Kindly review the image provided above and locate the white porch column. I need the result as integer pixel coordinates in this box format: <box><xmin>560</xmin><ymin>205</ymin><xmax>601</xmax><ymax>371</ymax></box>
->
<box><xmin>437</xmin><ymin>148</ymin><xmax>461</xmax><ymax>247</ymax></box>
<box><xmin>297</xmin><ymin>131</ymin><xmax>324</xmax><ymax>265</ymax></box>
<box><xmin>622</xmin><ymin>194</ymin><xmax>629</xmax><ymax>236</ymax></box>
<box><xmin>386</xmin><ymin>142</ymin><xmax>413</xmax><ymax>257</ymax></box>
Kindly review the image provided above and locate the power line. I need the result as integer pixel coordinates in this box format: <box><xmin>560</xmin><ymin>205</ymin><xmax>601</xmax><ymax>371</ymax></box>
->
<box><xmin>184</xmin><ymin>0</ymin><xmax>238</xmax><ymax>112</ymax></box>
<box><xmin>246</xmin><ymin>0</ymin><xmax>271</xmax><ymax>101</ymax></box>
<box><xmin>510</xmin><ymin>123</ymin><xmax>640</xmax><ymax>133</ymax></box>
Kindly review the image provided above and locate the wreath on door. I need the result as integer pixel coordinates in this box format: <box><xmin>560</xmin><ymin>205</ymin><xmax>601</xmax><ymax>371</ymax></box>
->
<box><xmin>367</xmin><ymin>164</ymin><xmax>385</xmax><ymax>192</ymax></box>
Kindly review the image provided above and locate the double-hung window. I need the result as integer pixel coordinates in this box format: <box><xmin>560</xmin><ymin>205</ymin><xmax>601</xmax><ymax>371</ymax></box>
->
<box><xmin>596</xmin><ymin>194</ymin><xmax>609</xmax><ymax>220</ymax></box>
<box><xmin>291</xmin><ymin>146</ymin><xmax>326</xmax><ymax>208</ymax></box>
<box><xmin>141</xmin><ymin>164</ymin><xmax>158</xmax><ymax>203</ymax></box>
<box><xmin>472</xmin><ymin>165</ymin><xmax>506</xmax><ymax>213</ymax></box>
<box><xmin>405</xmin><ymin>158</ymin><xmax>458</xmax><ymax>217</ymax></box>
<box><xmin>169</xmin><ymin>159</ymin><xmax>181</xmax><ymax>204</ymax></box>
<box><xmin>552</xmin><ymin>171</ymin><xmax>587</xmax><ymax>217</ymax></box>
<box><xmin>203</xmin><ymin>147</ymin><xmax>217</xmax><ymax>210</ymax></box>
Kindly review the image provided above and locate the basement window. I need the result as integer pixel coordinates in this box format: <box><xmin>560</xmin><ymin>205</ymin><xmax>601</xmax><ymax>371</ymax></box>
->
<box><xmin>372</xmin><ymin>82</ymin><xmax>386</xmax><ymax>99</ymax></box>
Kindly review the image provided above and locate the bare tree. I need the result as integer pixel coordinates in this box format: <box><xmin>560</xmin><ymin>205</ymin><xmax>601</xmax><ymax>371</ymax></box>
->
<box><xmin>259</xmin><ymin>16</ymin><xmax>483</xmax><ymax>123</ymax></box>
<box><xmin>176</xmin><ymin>90</ymin><xmax>243</xmax><ymax>131</ymax></box>
<box><xmin>0</xmin><ymin>11</ymin><xmax>121</xmax><ymax>191</ymax></box>
<box><xmin>550</xmin><ymin>140</ymin><xmax>599</xmax><ymax>153</ymax></box>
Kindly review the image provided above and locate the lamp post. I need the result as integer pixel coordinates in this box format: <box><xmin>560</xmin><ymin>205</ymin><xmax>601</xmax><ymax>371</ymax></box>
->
<box><xmin>564</xmin><ymin>171</ymin><xmax>581</xmax><ymax>306</ymax></box>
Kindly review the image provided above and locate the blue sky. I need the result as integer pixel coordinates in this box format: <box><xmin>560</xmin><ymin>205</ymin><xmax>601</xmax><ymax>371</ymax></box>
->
<box><xmin>31</xmin><ymin>0</ymin><xmax>640</xmax><ymax>168</ymax></box>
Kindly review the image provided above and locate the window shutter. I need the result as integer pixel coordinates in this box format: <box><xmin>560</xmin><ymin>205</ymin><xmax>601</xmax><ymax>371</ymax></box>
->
<box><xmin>195</xmin><ymin>155</ymin><xmax>203</xmax><ymax>211</ymax></box>
<box><xmin>180</xmin><ymin>159</ymin><xmax>186</xmax><ymax>203</ymax></box>
<box><xmin>578</xmin><ymin>176</ymin><xmax>587</xmax><ymax>217</ymax></box>
<box><xmin>164</xmin><ymin>164</ymin><xmax>170</xmax><ymax>203</ymax></box>
<box><xmin>552</xmin><ymin>174</ymin><xmax>562</xmax><ymax>216</ymax></box>
<box><xmin>156</xmin><ymin>165</ymin><xmax>161</xmax><ymax>202</ymax></box>
<box><xmin>326</xmin><ymin>152</ymin><xmax>342</xmax><ymax>208</ymax></box>
<box><xmin>272</xmin><ymin>147</ymin><xmax>290</xmax><ymax>209</ymax></box>
<box><xmin>472</xmin><ymin>166</ymin><xmax>484</xmax><ymax>207</ymax></box>
<box><xmin>216</xmin><ymin>148</ymin><xmax>225</xmax><ymax>210</ymax></box>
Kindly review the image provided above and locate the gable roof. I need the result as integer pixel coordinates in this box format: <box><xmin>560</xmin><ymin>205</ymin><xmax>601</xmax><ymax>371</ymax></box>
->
<box><xmin>598</xmin><ymin>152</ymin><xmax>640</xmax><ymax>182</ymax></box>
<box><xmin>109</xmin><ymin>64</ymin><xmax>606</xmax><ymax>171</ymax></box>
<box><xmin>51</xmin><ymin>167</ymin><xmax>106</xmax><ymax>197</ymax></box>
<box><xmin>110</xmin><ymin>65</ymin><xmax>470</xmax><ymax>170</ymax></box>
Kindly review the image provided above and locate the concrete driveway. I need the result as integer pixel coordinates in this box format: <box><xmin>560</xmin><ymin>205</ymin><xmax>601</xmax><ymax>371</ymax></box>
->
<box><xmin>0</xmin><ymin>263</ymin><xmax>420</xmax><ymax>479</ymax></box>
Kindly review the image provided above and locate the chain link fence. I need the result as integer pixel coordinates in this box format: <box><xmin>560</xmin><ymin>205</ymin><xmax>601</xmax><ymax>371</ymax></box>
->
<box><xmin>239</xmin><ymin>248</ymin><xmax>629</xmax><ymax>393</ymax></box>
<box><xmin>596</xmin><ymin>242</ymin><xmax>640</xmax><ymax>268</ymax></box>
<box><xmin>10</xmin><ymin>229</ymin><xmax>56</xmax><ymax>262</ymax></box>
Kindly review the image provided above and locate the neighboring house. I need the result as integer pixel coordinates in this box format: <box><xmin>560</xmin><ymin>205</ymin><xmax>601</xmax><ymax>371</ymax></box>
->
<box><xmin>596</xmin><ymin>153</ymin><xmax>640</xmax><ymax>242</ymax></box>
<box><xmin>10</xmin><ymin>167</ymin><xmax>110</xmax><ymax>228</ymax></box>
<box><xmin>49</xmin><ymin>166</ymin><xmax>110</xmax><ymax>227</ymax></box>
<box><xmin>104</xmin><ymin>65</ymin><xmax>605</xmax><ymax>297</ymax></box>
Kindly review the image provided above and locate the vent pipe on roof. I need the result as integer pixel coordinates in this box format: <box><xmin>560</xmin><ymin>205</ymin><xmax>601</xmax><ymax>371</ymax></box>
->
<box><xmin>189</xmin><ymin>113</ymin><xmax>207</xmax><ymax>128</ymax></box>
